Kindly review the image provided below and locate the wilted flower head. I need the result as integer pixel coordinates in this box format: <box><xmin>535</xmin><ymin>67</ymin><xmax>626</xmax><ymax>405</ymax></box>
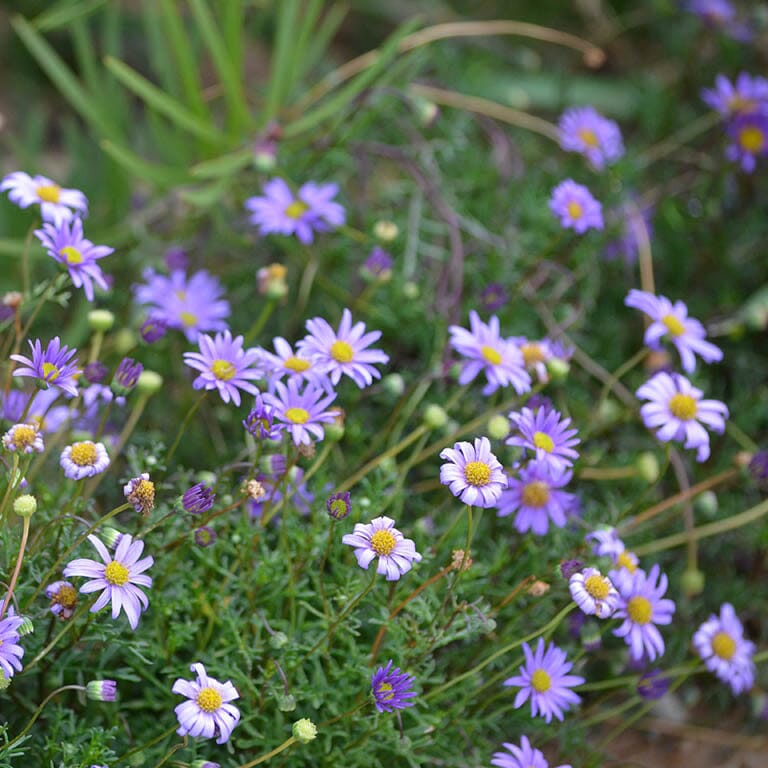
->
<box><xmin>1</xmin><ymin>171</ymin><xmax>88</xmax><ymax>225</ymax></box>
<box><xmin>183</xmin><ymin>483</ymin><xmax>215</xmax><ymax>515</ymax></box>
<box><xmin>123</xmin><ymin>473</ymin><xmax>155</xmax><ymax>516</ymax></box>
<box><xmin>549</xmin><ymin>180</ymin><xmax>603</xmax><ymax>234</ymax></box>
<box><xmin>45</xmin><ymin>580</ymin><xmax>78</xmax><ymax>619</ymax></box>
<box><xmin>558</xmin><ymin>106</ymin><xmax>624</xmax><ymax>169</ymax></box>
<box><xmin>371</xmin><ymin>660</ymin><xmax>417</xmax><ymax>713</ymax></box>
<box><xmin>342</xmin><ymin>516</ymin><xmax>422</xmax><ymax>581</ymax></box>
<box><xmin>439</xmin><ymin>436</ymin><xmax>508</xmax><ymax>508</ymax></box>
<box><xmin>2</xmin><ymin>423</ymin><xmax>44</xmax><ymax>454</ymax></box>
<box><xmin>11</xmin><ymin>337</ymin><xmax>81</xmax><ymax>397</ymax></box>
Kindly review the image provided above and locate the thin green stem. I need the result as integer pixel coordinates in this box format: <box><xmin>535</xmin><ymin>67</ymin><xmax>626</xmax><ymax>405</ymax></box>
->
<box><xmin>245</xmin><ymin>300</ymin><xmax>276</xmax><ymax>344</ymax></box>
<box><xmin>236</xmin><ymin>736</ymin><xmax>297</xmax><ymax>768</ymax></box>
<box><xmin>6</xmin><ymin>685</ymin><xmax>85</xmax><ymax>749</ymax></box>
<box><xmin>0</xmin><ymin>515</ymin><xmax>31</xmax><ymax>620</ymax></box>
<box><xmin>166</xmin><ymin>392</ymin><xmax>207</xmax><ymax>467</ymax></box>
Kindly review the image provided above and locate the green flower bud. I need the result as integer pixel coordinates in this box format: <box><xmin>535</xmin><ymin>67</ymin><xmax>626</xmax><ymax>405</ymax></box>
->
<box><xmin>546</xmin><ymin>357</ymin><xmax>570</xmax><ymax>382</ymax></box>
<box><xmin>681</xmin><ymin>568</ymin><xmax>705</xmax><ymax>597</ymax></box>
<box><xmin>17</xmin><ymin>616</ymin><xmax>34</xmax><ymax>637</ymax></box>
<box><xmin>402</xmin><ymin>282</ymin><xmax>419</xmax><ymax>300</ymax></box>
<box><xmin>113</xmin><ymin>328</ymin><xmax>137</xmax><ymax>355</ymax></box>
<box><xmin>324</xmin><ymin>421</ymin><xmax>345</xmax><ymax>442</ymax></box>
<box><xmin>382</xmin><ymin>373</ymin><xmax>405</xmax><ymax>398</ymax></box>
<box><xmin>0</xmin><ymin>670</ymin><xmax>10</xmax><ymax>691</ymax></box>
<box><xmin>694</xmin><ymin>490</ymin><xmax>718</xmax><ymax>517</ymax></box>
<box><xmin>487</xmin><ymin>414</ymin><xmax>510</xmax><ymax>441</ymax></box>
<box><xmin>373</xmin><ymin>220</ymin><xmax>399</xmax><ymax>242</ymax></box>
<box><xmin>635</xmin><ymin>452</ymin><xmax>660</xmax><ymax>484</ymax></box>
<box><xmin>269</xmin><ymin>631</ymin><xmax>289</xmax><ymax>650</ymax></box>
<box><xmin>292</xmin><ymin>718</ymin><xmax>318</xmax><ymax>743</ymax></box>
<box><xmin>277</xmin><ymin>693</ymin><xmax>296</xmax><ymax>712</ymax></box>
<box><xmin>423</xmin><ymin>404</ymin><xmax>448</xmax><ymax>430</ymax></box>
<box><xmin>13</xmin><ymin>494</ymin><xmax>36</xmax><ymax>518</ymax></box>
<box><xmin>135</xmin><ymin>370</ymin><xmax>163</xmax><ymax>396</ymax></box>
<box><xmin>87</xmin><ymin>309</ymin><xmax>115</xmax><ymax>332</ymax></box>
<box><xmin>101</xmin><ymin>526</ymin><xmax>122</xmax><ymax>548</ymax></box>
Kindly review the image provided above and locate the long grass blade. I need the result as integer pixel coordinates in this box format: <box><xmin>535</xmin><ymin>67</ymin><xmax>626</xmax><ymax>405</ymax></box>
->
<box><xmin>32</xmin><ymin>0</ymin><xmax>109</xmax><ymax>32</ymax></box>
<box><xmin>100</xmin><ymin>140</ymin><xmax>189</xmax><ymax>187</ymax></box>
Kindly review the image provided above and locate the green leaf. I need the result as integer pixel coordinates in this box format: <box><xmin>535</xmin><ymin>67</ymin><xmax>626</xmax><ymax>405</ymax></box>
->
<box><xmin>190</xmin><ymin>147</ymin><xmax>253</xmax><ymax>179</ymax></box>
<box><xmin>32</xmin><ymin>0</ymin><xmax>110</xmax><ymax>32</ymax></box>
<box><xmin>179</xmin><ymin>178</ymin><xmax>231</xmax><ymax>208</ymax></box>
<box><xmin>104</xmin><ymin>55</ymin><xmax>223</xmax><ymax>144</ymax></box>
<box><xmin>99</xmin><ymin>140</ymin><xmax>189</xmax><ymax>187</ymax></box>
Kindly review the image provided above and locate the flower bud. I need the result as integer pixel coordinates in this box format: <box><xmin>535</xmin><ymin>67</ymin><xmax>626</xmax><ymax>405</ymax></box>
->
<box><xmin>87</xmin><ymin>309</ymin><xmax>115</xmax><ymax>332</ymax></box>
<box><xmin>326</xmin><ymin>492</ymin><xmax>351</xmax><ymax>521</ymax></box>
<box><xmin>13</xmin><ymin>494</ymin><xmax>36</xmax><ymax>518</ymax></box>
<box><xmin>487</xmin><ymin>414</ymin><xmax>510</xmax><ymax>441</ymax></box>
<box><xmin>681</xmin><ymin>568</ymin><xmax>705</xmax><ymax>597</ymax></box>
<box><xmin>86</xmin><ymin>679</ymin><xmax>117</xmax><ymax>702</ymax></box>
<box><xmin>546</xmin><ymin>357</ymin><xmax>570</xmax><ymax>382</ymax></box>
<box><xmin>423</xmin><ymin>404</ymin><xmax>448</xmax><ymax>430</ymax></box>
<box><xmin>382</xmin><ymin>373</ymin><xmax>405</xmax><ymax>397</ymax></box>
<box><xmin>373</xmin><ymin>220</ymin><xmax>399</xmax><ymax>242</ymax></box>
<box><xmin>278</xmin><ymin>693</ymin><xmax>296</xmax><ymax>712</ymax></box>
<box><xmin>402</xmin><ymin>281</ymin><xmax>419</xmax><ymax>299</ymax></box>
<box><xmin>635</xmin><ymin>452</ymin><xmax>660</xmax><ymax>484</ymax></box>
<box><xmin>694</xmin><ymin>490</ymin><xmax>718</xmax><ymax>517</ymax></box>
<box><xmin>135</xmin><ymin>370</ymin><xmax>163</xmax><ymax>396</ymax></box>
<box><xmin>269</xmin><ymin>631</ymin><xmax>289</xmax><ymax>650</ymax></box>
<box><xmin>17</xmin><ymin>616</ymin><xmax>34</xmax><ymax>636</ymax></box>
<box><xmin>0</xmin><ymin>670</ymin><xmax>10</xmax><ymax>691</ymax></box>
<box><xmin>101</xmin><ymin>526</ymin><xmax>123</xmax><ymax>548</ymax></box>
<box><xmin>292</xmin><ymin>718</ymin><xmax>318</xmax><ymax>743</ymax></box>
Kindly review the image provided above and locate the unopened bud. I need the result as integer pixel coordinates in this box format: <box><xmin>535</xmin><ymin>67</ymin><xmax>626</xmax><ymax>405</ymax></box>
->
<box><xmin>546</xmin><ymin>357</ymin><xmax>570</xmax><ymax>382</ymax></box>
<box><xmin>17</xmin><ymin>616</ymin><xmax>34</xmax><ymax>636</ymax></box>
<box><xmin>135</xmin><ymin>370</ymin><xmax>163</xmax><ymax>396</ymax></box>
<box><xmin>292</xmin><ymin>718</ymin><xmax>318</xmax><ymax>743</ymax></box>
<box><xmin>487</xmin><ymin>414</ymin><xmax>510</xmax><ymax>441</ymax></box>
<box><xmin>681</xmin><ymin>568</ymin><xmax>705</xmax><ymax>597</ymax></box>
<box><xmin>382</xmin><ymin>373</ymin><xmax>405</xmax><ymax>397</ymax></box>
<box><xmin>269</xmin><ymin>631</ymin><xmax>289</xmax><ymax>650</ymax></box>
<box><xmin>423</xmin><ymin>404</ymin><xmax>448</xmax><ymax>430</ymax></box>
<box><xmin>13</xmin><ymin>494</ymin><xmax>36</xmax><ymax>518</ymax></box>
<box><xmin>87</xmin><ymin>309</ymin><xmax>115</xmax><ymax>332</ymax></box>
<box><xmin>277</xmin><ymin>693</ymin><xmax>296</xmax><ymax>712</ymax></box>
<box><xmin>528</xmin><ymin>580</ymin><xmax>550</xmax><ymax>597</ymax></box>
<box><xmin>635</xmin><ymin>452</ymin><xmax>660</xmax><ymax>484</ymax></box>
<box><xmin>694</xmin><ymin>490</ymin><xmax>718</xmax><ymax>517</ymax></box>
<box><xmin>373</xmin><ymin>220</ymin><xmax>399</xmax><ymax>242</ymax></box>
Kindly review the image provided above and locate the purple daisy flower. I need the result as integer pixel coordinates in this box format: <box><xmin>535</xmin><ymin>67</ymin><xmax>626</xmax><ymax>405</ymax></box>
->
<box><xmin>496</xmin><ymin>460</ymin><xmax>575</xmax><ymax>535</ymax></box>
<box><xmin>448</xmin><ymin>311</ymin><xmax>531</xmax><ymax>396</ymax></box>
<box><xmin>625</xmin><ymin>289</ymin><xmax>723</xmax><ymax>373</ymax></box>
<box><xmin>558</xmin><ymin>106</ymin><xmax>624</xmax><ymax>170</ymax></box>
<box><xmin>258</xmin><ymin>337</ymin><xmax>329</xmax><ymax>389</ymax></box>
<box><xmin>726</xmin><ymin>111</ymin><xmax>768</xmax><ymax>173</ymax></box>
<box><xmin>60</xmin><ymin>440</ymin><xmax>110</xmax><ymax>480</ymax></box>
<box><xmin>326</xmin><ymin>490</ymin><xmax>352</xmax><ymax>520</ymax></box>
<box><xmin>194</xmin><ymin>526</ymin><xmax>217</xmax><ymax>547</ymax></box>
<box><xmin>11</xmin><ymin>337</ymin><xmax>81</xmax><ymax>397</ymax></box>
<box><xmin>34</xmin><ymin>218</ymin><xmax>112</xmax><ymax>302</ymax></box>
<box><xmin>0</xmin><ymin>171</ymin><xmax>88</xmax><ymax>225</ymax></box>
<box><xmin>491</xmin><ymin>736</ymin><xmax>572</xmax><ymax>768</ymax></box>
<box><xmin>371</xmin><ymin>660</ymin><xmax>417</xmax><ymax>713</ymax></box>
<box><xmin>261</xmin><ymin>379</ymin><xmax>337</xmax><ymax>446</ymax></box>
<box><xmin>2</xmin><ymin>423</ymin><xmax>44</xmax><ymax>454</ymax></box>
<box><xmin>172</xmin><ymin>662</ymin><xmax>240</xmax><ymax>744</ymax></box>
<box><xmin>612</xmin><ymin>564</ymin><xmax>676</xmax><ymax>662</ymax></box>
<box><xmin>686</xmin><ymin>1</ymin><xmax>752</xmax><ymax>39</ymax></box>
<box><xmin>0</xmin><ymin>612</ymin><xmax>25</xmax><ymax>678</ymax></box>
<box><xmin>480</xmin><ymin>282</ymin><xmax>509</xmax><ymax>312</ymax></box>
<box><xmin>245</xmin><ymin>178</ymin><xmax>345</xmax><ymax>244</ymax></box>
<box><xmin>636</xmin><ymin>372</ymin><xmax>728</xmax><ymax>462</ymax></box>
<box><xmin>112</xmin><ymin>357</ymin><xmax>143</xmax><ymax>395</ymax></box>
<box><xmin>299</xmin><ymin>308</ymin><xmax>389</xmax><ymax>389</ymax></box>
<box><xmin>549</xmin><ymin>180</ymin><xmax>603</xmax><ymax>234</ymax></box>
<box><xmin>509</xmin><ymin>337</ymin><xmax>557</xmax><ymax>384</ymax></box>
<box><xmin>249</xmin><ymin>468</ymin><xmax>315</xmax><ymax>519</ymax></box>
<box><xmin>693</xmin><ymin>603</ymin><xmax>756</xmax><ymax>695</ymax></box>
<box><xmin>585</xmin><ymin>527</ymin><xmax>625</xmax><ymax>560</ymax></box>
<box><xmin>45</xmin><ymin>580</ymin><xmax>78</xmax><ymax>619</ymax></box>
<box><xmin>242</xmin><ymin>394</ymin><xmax>280</xmax><ymax>440</ymax></box>
<box><xmin>183</xmin><ymin>330</ymin><xmax>262</xmax><ymax>406</ymax></box>
<box><xmin>439</xmin><ymin>436</ymin><xmax>508</xmax><ymax>508</ymax></box>
<box><xmin>569</xmin><ymin>567</ymin><xmax>619</xmax><ymax>619</ymax></box>
<box><xmin>341</xmin><ymin>516</ymin><xmax>422</xmax><ymax>581</ymax></box>
<box><xmin>63</xmin><ymin>534</ymin><xmax>153</xmax><ymax>630</ymax></box>
<box><xmin>702</xmin><ymin>72</ymin><xmax>768</xmax><ymax>118</ymax></box>
<box><xmin>134</xmin><ymin>268</ymin><xmax>230</xmax><ymax>342</ymax></box>
<box><xmin>503</xmin><ymin>638</ymin><xmax>585</xmax><ymax>723</ymax></box>
<box><xmin>506</xmin><ymin>405</ymin><xmax>580</xmax><ymax>472</ymax></box>
<box><xmin>183</xmin><ymin>483</ymin><xmax>216</xmax><ymax>514</ymax></box>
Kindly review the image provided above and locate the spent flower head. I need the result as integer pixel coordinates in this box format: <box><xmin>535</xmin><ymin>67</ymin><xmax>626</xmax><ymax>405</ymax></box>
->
<box><xmin>45</xmin><ymin>580</ymin><xmax>78</xmax><ymax>620</ymax></box>
<box><xmin>123</xmin><ymin>473</ymin><xmax>156</xmax><ymax>517</ymax></box>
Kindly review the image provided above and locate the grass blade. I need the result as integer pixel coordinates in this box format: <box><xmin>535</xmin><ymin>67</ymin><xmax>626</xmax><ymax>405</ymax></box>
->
<box><xmin>100</xmin><ymin>140</ymin><xmax>189</xmax><ymax>187</ymax></box>
<box><xmin>32</xmin><ymin>0</ymin><xmax>109</xmax><ymax>32</ymax></box>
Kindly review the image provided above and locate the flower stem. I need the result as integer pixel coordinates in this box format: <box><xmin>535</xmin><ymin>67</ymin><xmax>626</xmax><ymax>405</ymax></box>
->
<box><xmin>244</xmin><ymin>299</ymin><xmax>276</xmax><ymax>344</ymax></box>
<box><xmin>6</xmin><ymin>685</ymin><xmax>85</xmax><ymax>749</ymax></box>
<box><xmin>0</xmin><ymin>514</ymin><xmax>31</xmax><ymax>619</ymax></box>
<box><xmin>236</xmin><ymin>736</ymin><xmax>297</xmax><ymax>768</ymax></box>
<box><xmin>165</xmin><ymin>392</ymin><xmax>207</xmax><ymax>468</ymax></box>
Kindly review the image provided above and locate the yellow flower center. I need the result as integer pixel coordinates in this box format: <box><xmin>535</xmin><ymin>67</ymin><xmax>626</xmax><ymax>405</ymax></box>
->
<box><xmin>11</xmin><ymin>424</ymin><xmax>37</xmax><ymax>449</ymax></box>
<box><xmin>129</xmin><ymin>479</ymin><xmax>155</xmax><ymax>513</ymax></box>
<box><xmin>532</xmin><ymin>431</ymin><xmax>554</xmax><ymax>453</ymax></box>
<box><xmin>196</xmin><ymin>687</ymin><xmax>223</xmax><ymax>713</ymax></box>
<box><xmin>578</xmin><ymin>128</ymin><xmax>599</xmax><ymax>148</ymax></box>
<box><xmin>179</xmin><ymin>311</ymin><xmax>197</xmax><ymax>327</ymax></box>
<box><xmin>464</xmin><ymin>460</ymin><xmax>491</xmax><ymax>486</ymax></box>
<box><xmin>210</xmin><ymin>359</ymin><xmax>236</xmax><ymax>381</ymax></box>
<box><xmin>480</xmin><ymin>345</ymin><xmax>502</xmax><ymax>365</ymax></box>
<box><xmin>371</xmin><ymin>529</ymin><xmax>396</xmax><ymax>556</ymax></box>
<box><xmin>285</xmin><ymin>200</ymin><xmax>309</xmax><ymax>219</ymax></box>
<box><xmin>728</xmin><ymin>96</ymin><xmax>755</xmax><ymax>114</ymax></box>
<box><xmin>104</xmin><ymin>560</ymin><xmax>130</xmax><ymax>586</ymax></box>
<box><xmin>739</xmin><ymin>126</ymin><xmax>765</xmax><ymax>153</ymax></box>
<box><xmin>711</xmin><ymin>631</ymin><xmax>736</xmax><ymax>660</ymax></box>
<box><xmin>584</xmin><ymin>574</ymin><xmax>611</xmax><ymax>600</ymax></box>
<box><xmin>59</xmin><ymin>246</ymin><xmax>84</xmax><ymax>265</ymax></box>
<box><xmin>377</xmin><ymin>682</ymin><xmax>395</xmax><ymax>700</ymax></box>
<box><xmin>627</xmin><ymin>595</ymin><xmax>652</xmax><ymax>625</ymax></box>
<box><xmin>36</xmin><ymin>184</ymin><xmax>61</xmax><ymax>203</ymax></box>
<box><xmin>521</xmin><ymin>480</ymin><xmax>550</xmax><ymax>508</ymax></box>
<box><xmin>521</xmin><ymin>344</ymin><xmax>546</xmax><ymax>365</ymax></box>
<box><xmin>284</xmin><ymin>356</ymin><xmax>311</xmax><ymax>373</ymax></box>
<box><xmin>54</xmin><ymin>584</ymin><xmax>78</xmax><ymax>608</ymax></box>
<box><xmin>669</xmin><ymin>393</ymin><xmax>697</xmax><ymax>421</ymax></box>
<box><xmin>41</xmin><ymin>362</ymin><xmax>60</xmax><ymax>381</ymax></box>
<box><xmin>567</xmin><ymin>201</ymin><xmax>583</xmax><ymax>220</ymax></box>
<box><xmin>661</xmin><ymin>314</ymin><xmax>685</xmax><ymax>337</ymax></box>
<box><xmin>285</xmin><ymin>407</ymin><xmax>309</xmax><ymax>424</ymax></box>
<box><xmin>616</xmin><ymin>551</ymin><xmax>638</xmax><ymax>573</ymax></box>
<box><xmin>330</xmin><ymin>340</ymin><xmax>354</xmax><ymax>363</ymax></box>
<box><xmin>70</xmin><ymin>441</ymin><xmax>97</xmax><ymax>466</ymax></box>
<box><xmin>531</xmin><ymin>669</ymin><xmax>552</xmax><ymax>693</ymax></box>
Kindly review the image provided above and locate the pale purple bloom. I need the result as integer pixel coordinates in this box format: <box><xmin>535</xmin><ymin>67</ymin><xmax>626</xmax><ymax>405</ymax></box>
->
<box><xmin>242</xmin><ymin>394</ymin><xmax>280</xmax><ymax>440</ymax></box>
<box><xmin>480</xmin><ymin>282</ymin><xmax>509</xmax><ymax>312</ymax></box>
<box><xmin>2</xmin><ymin>423</ymin><xmax>44</xmax><ymax>454</ymax></box>
<box><xmin>506</xmin><ymin>405</ymin><xmax>580</xmax><ymax>472</ymax></box>
<box><xmin>585</xmin><ymin>527</ymin><xmax>625</xmax><ymax>560</ymax></box>
<box><xmin>249</xmin><ymin>468</ymin><xmax>314</xmax><ymax>519</ymax></box>
<box><xmin>362</xmin><ymin>247</ymin><xmax>393</xmax><ymax>280</ymax></box>
<box><xmin>702</xmin><ymin>73</ymin><xmax>768</xmax><ymax>118</ymax></box>
<box><xmin>299</xmin><ymin>308</ymin><xmax>389</xmax><ymax>388</ymax></box>
<box><xmin>686</xmin><ymin>1</ymin><xmax>752</xmax><ymax>39</ymax></box>
<box><xmin>183</xmin><ymin>483</ymin><xmax>215</xmax><ymax>514</ymax></box>
<box><xmin>245</xmin><ymin>178</ymin><xmax>345</xmax><ymax>244</ymax></box>
<box><xmin>60</xmin><ymin>440</ymin><xmax>110</xmax><ymax>480</ymax></box>
<box><xmin>371</xmin><ymin>660</ymin><xmax>417</xmax><ymax>713</ymax></box>
<box><xmin>693</xmin><ymin>603</ymin><xmax>755</xmax><ymax>695</ymax></box>
<box><xmin>183</xmin><ymin>331</ymin><xmax>262</xmax><ymax>406</ymax></box>
<box><xmin>569</xmin><ymin>567</ymin><xmax>619</xmax><ymax>619</ymax></box>
<box><xmin>0</xmin><ymin>388</ymin><xmax>70</xmax><ymax>435</ymax></box>
<box><xmin>342</xmin><ymin>516</ymin><xmax>422</xmax><ymax>581</ymax></box>
<box><xmin>549</xmin><ymin>180</ymin><xmax>603</xmax><ymax>234</ymax></box>
<box><xmin>63</xmin><ymin>533</ymin><xmax>153</xmax><ymax>630</ymax></box>
<box><xmin>134</xmin><ymin>268</ymin><xmax>230</xmax><ymax>342</ymax></box>
<box><xmin>11</xmin><ymin>337</ymin><xmax>81</xmax><ymax>397</ymax></box>
<box><xmin>45</xmin><ymin>580</ymin><xmax>78</xmax><ymax>619</ymax></box>
<box><xmin>726</xmin><ymin>111</ymin><xmax>768</xmax><ymax>173</ymax></box>
<box><xmin>439</xmin><ymin>436</ymin><xmax>508</xmax><ymax>508</ymax></box>
<box><xmin>496</xmin><ymin>460</ymin><xmax>574</xmax><ymax>534</ymax></box>
<box><xmin>261</xmin><ymin>379</ymin><xmax>337</xmax><ymax>446</ymax></box>
<box><xmin>491</xmin><ymin>736</ymin><xmax>572</xmax><ymax>768</ymax></box>
<box><xmin>258</xmin><ymin>337</ymin><xmax>329</xmax><ymax>389</ymax></box>
<box><xmin>172</xmin><ymin>662</ymin><xmax>240</xmax><ymax>744</ymax></box>
<box><xmin>613</xmin><ymin>564</ymin><xmax>676</xmax><ymax>662</ymax></box>
<box><xmin>0</xmin><ymin>612</ymin><xmax>25</xmax><ymax>678</ymax></box>
<box><xmin>0</xmin><ymin>171</ymin><xmax>88</xmax><ymax>225</ymax></box>
<box><xmin>448</xmin><ymin>311</ymin><xmax>531</xmax><ymax>396</ymax></box>
<box><xmin>34</xmin><ymin>218</ymin><xmax>112</xmax><ymax>301</ymax></box>
<box><xmin>636</xmin><ymin>372</ymin><xmax>728</xmax><ymax>462</ymax></box>
<box><xmin>503</xmin><ymin>638</ymin><xmax>584</xmax><ymax>723</ymax></box>
<box><xmin>558</xmin><ymin>106</ymin><xmax>624</xmax><ymax>170</ymax></box>
<box><xmin>112</xmin><ymin>357</ymin><xmax>143</xmax><ymax>394</ymax></box>
<box><xmin>625</xmin><ymin>289</ymin><xmax>723</xmax><ymax>373</ymax></box>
